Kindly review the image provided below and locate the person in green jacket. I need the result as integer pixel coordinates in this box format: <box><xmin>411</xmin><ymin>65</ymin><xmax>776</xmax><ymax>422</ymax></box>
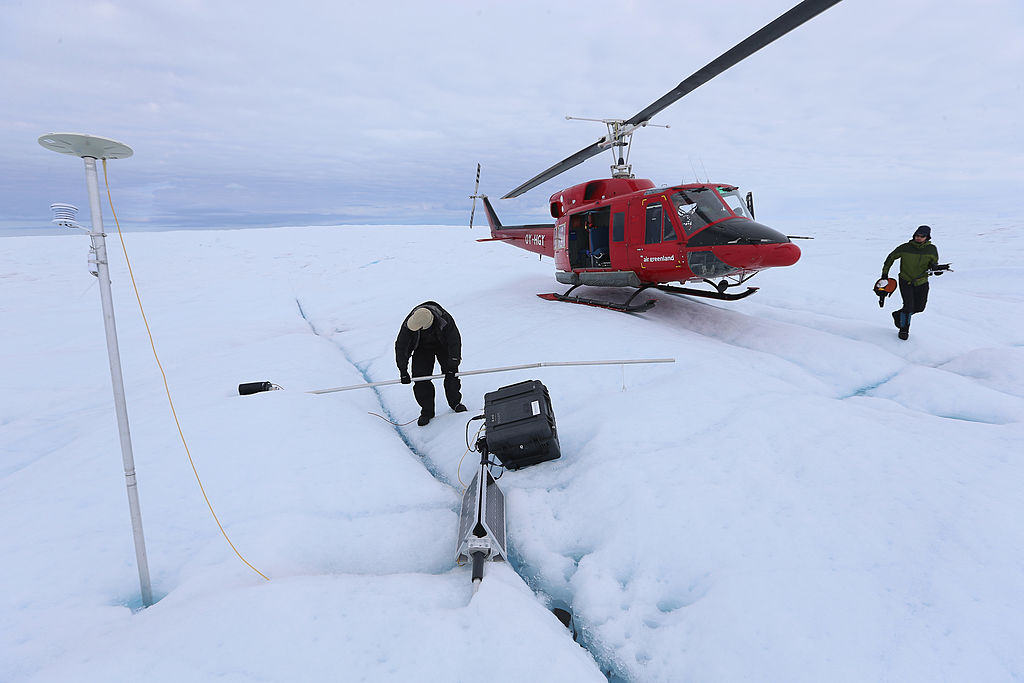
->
<box><xmin>882</xmin><ymin>225</ymin><xmax>939</xmax><ymax>340</ymax></box>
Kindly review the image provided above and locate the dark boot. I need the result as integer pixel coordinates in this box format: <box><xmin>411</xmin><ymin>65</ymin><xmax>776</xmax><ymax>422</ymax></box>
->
<box><xmin>892</xmin><ymin>311</ymin><xmax>901</xmax><ymax>328</ymax></box>
<box><xmin>442</xmin><ymin>372</ymin><xmax>463</xmax><ymax>411</ymax></box>
<box><xmin>896</xmin><ymin>310</ymin><xmax>913</xmax><ymax>339</ymax></box>
<box><xmin>412</xmin><ymin>376</ymin><xmax>435</xmax><ymax>426</ymax></box>
<box><xmin>452</xmin><ymin>403</ymin><xmax>467</xmax><ymax>413</ymax></box>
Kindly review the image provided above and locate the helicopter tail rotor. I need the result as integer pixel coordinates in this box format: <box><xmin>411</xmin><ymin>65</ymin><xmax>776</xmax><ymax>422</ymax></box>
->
<box><xmin>469</xmin><ymin>163</ymin><xmax>481</xmax><ymax>229</ymax></box>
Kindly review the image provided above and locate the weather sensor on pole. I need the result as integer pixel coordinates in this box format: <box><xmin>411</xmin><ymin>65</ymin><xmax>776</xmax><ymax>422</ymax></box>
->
<box><xmin>49</xmin><ymin>203</ymin><xmax>100</xmax><ymax>276</ymax></box>
<box><xmin>38</xmin><ymin>132</ymin><xmax>153</xmax><ymax>608</ymax></box>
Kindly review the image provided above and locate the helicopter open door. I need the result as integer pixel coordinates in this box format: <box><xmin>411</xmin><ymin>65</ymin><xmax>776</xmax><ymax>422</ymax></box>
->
<box><xmin>567</xmin><ymin>207</ymin><xmax>612</xmax><ymax>269</ymax></box>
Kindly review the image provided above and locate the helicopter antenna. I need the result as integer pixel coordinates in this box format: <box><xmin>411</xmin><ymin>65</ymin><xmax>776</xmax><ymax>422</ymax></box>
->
<box><xmin>469</xmin><ymin>163</ymin><xmax>481</xmax><ymax>229</ymax></box>
<box><xmin>564</xmin><ymin>116</ymin><xmax>669</xmax><ymax>179</ymax></box>
<box><xmin>502</xmin><ymin>0</ymin><xmax>843</xmax><ymax>199</ymax></box>
<box><xmin>688</xmin><ymin>157</ymin><xmax>699</xmax><ymax>183</ymax></box>
<box><xmin>700</xmin><ymin>158</ymin><xmax>710</xmax><ymax>183</ymax></box>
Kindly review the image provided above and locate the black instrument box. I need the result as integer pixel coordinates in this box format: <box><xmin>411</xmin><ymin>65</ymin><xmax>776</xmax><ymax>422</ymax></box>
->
<box><xmin>483</xmin><ymin>380</ymin><xmax>561</xmax><ymax>470</ymax></box>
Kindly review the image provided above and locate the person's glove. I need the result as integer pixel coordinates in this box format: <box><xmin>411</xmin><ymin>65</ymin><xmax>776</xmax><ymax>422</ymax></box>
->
<box><xmin>400</xmin><ymin>370</ymin><xmax>411</xmax><ymax>384</ymax></box>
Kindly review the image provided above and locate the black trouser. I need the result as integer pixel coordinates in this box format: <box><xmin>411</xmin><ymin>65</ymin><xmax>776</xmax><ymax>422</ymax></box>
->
<box><xmin>411</xmin><ymin>347</ymin><xmax>461</xmax><ymax>416</ymax></box>
<box><xmin>897</xmin><ymin>279</ymin><xmax>929</xmax><ymax>329</ymax></box>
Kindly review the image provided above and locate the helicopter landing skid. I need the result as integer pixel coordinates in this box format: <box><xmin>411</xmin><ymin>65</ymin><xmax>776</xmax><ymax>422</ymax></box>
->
<box><xmin>538</xmin><ymin>285</ymin><xmax>656</xmax><ymax>313</ymax></box>
<box><xmin>652</xmin><ymin>283</ymin><xmax>760</xmax><ymax>301</ymax></box>
<box><xmin>539</xmin><ymin>280</ymin><xmax>759</xmax><ymax>312</ymax></box>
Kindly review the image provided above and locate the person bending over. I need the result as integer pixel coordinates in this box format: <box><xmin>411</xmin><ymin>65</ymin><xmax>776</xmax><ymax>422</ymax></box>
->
<box><xmin>395</xmin><ymin>302</ymin><xmax>467</xmax><ymax>426</ymax></box>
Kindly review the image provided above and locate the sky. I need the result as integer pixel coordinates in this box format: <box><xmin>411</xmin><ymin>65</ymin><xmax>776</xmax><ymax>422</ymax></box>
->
<box><xmin>2</xmin><ymin>0</ymin><xmax>1023</xmax><ymax>231</ymax></box>
<box><xmin>2</xmin><ymin>221</ymin><xmax>1023</xmax><ymax>681</ymax></box>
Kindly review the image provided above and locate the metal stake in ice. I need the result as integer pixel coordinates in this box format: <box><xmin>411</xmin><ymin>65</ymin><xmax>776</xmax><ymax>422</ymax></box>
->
<box><xmin>38</xmin><ymin>132</ymin><xmax>153</xmax><ymax>608</ymax></box>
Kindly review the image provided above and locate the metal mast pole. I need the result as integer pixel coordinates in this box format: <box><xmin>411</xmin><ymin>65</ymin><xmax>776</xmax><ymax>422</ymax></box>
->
<box><xmin>39</xmin><ymin>133</ymin><xmax>153</xmax><ymax>607</ymax></box>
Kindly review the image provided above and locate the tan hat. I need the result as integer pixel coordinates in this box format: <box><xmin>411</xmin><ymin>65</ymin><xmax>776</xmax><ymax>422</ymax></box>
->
<box><xmin>406</xmin><ymin>307</ymin><xmax>434</xmax><ymax>331</ymax></box>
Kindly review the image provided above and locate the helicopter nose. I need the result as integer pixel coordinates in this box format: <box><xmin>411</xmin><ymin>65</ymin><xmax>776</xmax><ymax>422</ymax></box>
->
<box><xmin>689</xmin><ymin>218</ymin><xmax>801</xmax><ymax>270</ymax></box>
<box><xmin>758</xmin><ymin>241</ymin><xmax>801</xmax><ymax>267</ymax></box>
<box><xmin>714</xmin><ymin>241</ymin><xmax>800</xmax><ymax>271</ymax></box>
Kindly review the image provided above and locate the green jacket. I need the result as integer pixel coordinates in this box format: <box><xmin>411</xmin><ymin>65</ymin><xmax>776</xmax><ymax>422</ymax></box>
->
<box><xmin>882</xmin><ymin>239</ymin><xmax>938</xmax><ymax>286</ymax></box>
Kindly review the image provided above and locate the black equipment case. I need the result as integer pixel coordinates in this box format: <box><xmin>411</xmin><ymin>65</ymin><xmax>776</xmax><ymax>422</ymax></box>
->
<box><xmin>483</xmin><ymin>380</ymin><xmax>561</xmax><ymax>470</ymax></box>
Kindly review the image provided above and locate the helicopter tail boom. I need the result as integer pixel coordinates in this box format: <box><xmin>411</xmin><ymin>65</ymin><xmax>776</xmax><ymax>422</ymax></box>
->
<box><xmin>476</xmin><ymin>195</ymin><xmax>554</xmax><ymax>258</ymax></box>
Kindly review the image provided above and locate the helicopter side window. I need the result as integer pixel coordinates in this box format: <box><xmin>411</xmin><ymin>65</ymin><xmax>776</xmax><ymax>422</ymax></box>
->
<box><xmin>645</xmin><ymin>204</ymin><xmax>664</xmax><ymax>244</ymax></box>
<box><xmin>612</xmin><ymin>212</ymin><xmax>625</xmax><ymax>242</ymax></box>
<box><xmin>663</xmin><ymin>209</ymin><xmax>677</xmax><ymax>241</ymax></box>
<box><xmin>567</xmin><ymin>214</ymin><xmax>584</xmax><ymax>268</ymax></box>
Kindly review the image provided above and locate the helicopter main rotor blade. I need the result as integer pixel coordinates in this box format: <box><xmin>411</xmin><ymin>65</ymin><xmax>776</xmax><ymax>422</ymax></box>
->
<box><xmin>625</xmin><ymin>0</ymin><xmax>841</xmax><ymax>127</ymax></box>
<box><xmin>502</xmin><ymin>0</ymin><xmax>842</xmax><ymax>199</ymax></box>
<box><xmin>502</xmin><ymin>140</ymin><xmax>605</xmax><ymax>199</ymax></box>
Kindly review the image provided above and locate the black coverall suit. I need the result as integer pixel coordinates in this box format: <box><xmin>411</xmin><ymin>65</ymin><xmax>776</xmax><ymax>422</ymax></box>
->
<box><xmin>395</xmin><ymin>302</ymin><xmax>462</xmax><ymax>417</ymax></box>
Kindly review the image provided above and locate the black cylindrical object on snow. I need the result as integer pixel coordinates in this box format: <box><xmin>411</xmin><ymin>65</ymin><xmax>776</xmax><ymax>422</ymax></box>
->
<box><xmin>238</xmin><ymin>381</ymin><xmax>273</xmax><ymax>396</ymax></box>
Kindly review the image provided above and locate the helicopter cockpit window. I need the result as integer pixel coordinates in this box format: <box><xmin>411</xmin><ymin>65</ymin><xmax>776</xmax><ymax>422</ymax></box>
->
<box><xmin>717</xmin><ymin>187</ymin><xmax>749</xmax><ymax>218</ymax></box>
<box><xmin>672</xmin><ymin>195</ymin><xmax>699</xmax><ymax>235</ymax></box>
<box><xmin>670</xmin><ymin>188</ymin><xmax>731</xmax><ymax>235</ymax></box>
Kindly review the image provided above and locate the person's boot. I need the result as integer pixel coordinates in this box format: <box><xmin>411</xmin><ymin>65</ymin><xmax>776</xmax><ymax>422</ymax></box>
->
<box><xmin>417</xmin><ymin>411</ymin><xmax>433</xmax><ymax>426</ymax></box>
<box><xmin>898</xmin><ymin>327</ymin><xmax>909</xmax><ymax>340</ymax></box>
<box><xmin>452</xmin><ymin>403</ymin><xmax>467</xmax><ymax>413</ymax></box>
<box><xmin>892</xmin><ymin>311</ymin><xmax>901</xmax><ymax>328</ymax></box>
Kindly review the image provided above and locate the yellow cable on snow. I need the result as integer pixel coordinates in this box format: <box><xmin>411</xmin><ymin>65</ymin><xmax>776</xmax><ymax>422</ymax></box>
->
<box><xmin>102</xmin><ymin>159</ymin><xmax>269</xmax><ymax>582</ymax></box>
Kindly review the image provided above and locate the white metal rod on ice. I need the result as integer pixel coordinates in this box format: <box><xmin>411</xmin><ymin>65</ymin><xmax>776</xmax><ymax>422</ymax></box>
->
<box><xmin>308</xmin><ymin>358</ymin><xmax>675</xmax><ymax>395</ymax></box>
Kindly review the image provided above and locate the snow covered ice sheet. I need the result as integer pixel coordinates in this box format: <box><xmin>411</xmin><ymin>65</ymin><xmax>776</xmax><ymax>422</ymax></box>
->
<box><xmin>2</xmin><ymin>222</ymin><xmax>1022</xmax><ymax>681</ymax></box>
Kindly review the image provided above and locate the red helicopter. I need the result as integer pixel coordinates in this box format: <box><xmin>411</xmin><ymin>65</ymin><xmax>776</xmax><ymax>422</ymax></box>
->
<box><xmin>473</xmin><ymin>0</ymin><xmax>840</xmax><ymax>312</ymax></box>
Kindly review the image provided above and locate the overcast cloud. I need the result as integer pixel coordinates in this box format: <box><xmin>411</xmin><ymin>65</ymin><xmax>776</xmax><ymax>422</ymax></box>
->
<box><xmin>2</xmin><ymin>0</ymin><xmax>1022</xmax><ymax>230</ymax></box>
